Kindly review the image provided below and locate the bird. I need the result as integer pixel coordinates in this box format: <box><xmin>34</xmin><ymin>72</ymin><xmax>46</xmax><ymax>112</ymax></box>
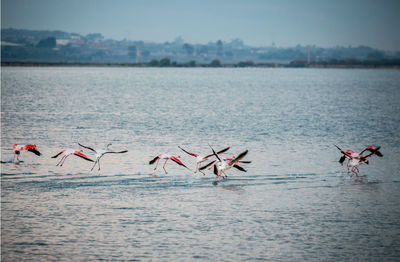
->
<box><xmin>334</xmin><ymin>145</ymin><xmax>383</xmax><ymax>176</ymax></box>
<box><xmin>178</xmin><ymin>145</ymin><xmax>230</xmax><ymax>175</ymax></box>
<box><xmin>200</xmin><ymin>157</ymin><xmax>251</xmax><ymax>174</ymax></box>
<box><xmin>203</xmin><ymin>144</ymin><xmax>249</xmax><ymax>178</ymax></box>
<box><xmin>149</xmin><ymin>154</ymin><xmax>190</xmax><ymax>174</ymax></box>
<box><xmin>51</xmin><ymin>149</ymin><xmax>94</xmax><ymax>166</ymax></box>
<box><xmin>78</xmin><ymin>143</ymin><xmax>128</xmax><ymax>171</ymax></box>
<box><xmin>13</xmin><ymin>144</ymin><xmax>41</xmax><ymax>162</ymax></box>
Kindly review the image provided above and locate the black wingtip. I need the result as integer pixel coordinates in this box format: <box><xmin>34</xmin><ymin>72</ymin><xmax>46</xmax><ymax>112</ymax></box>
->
<box><xmin>149</xmin><ymin>156</ymin><xmax>158</xmax><ymax>165</ymax></box>
<box><xmin>28</xmin><ymin>148</ymin><xmax>41</xmax><ymax>156</ymax></box>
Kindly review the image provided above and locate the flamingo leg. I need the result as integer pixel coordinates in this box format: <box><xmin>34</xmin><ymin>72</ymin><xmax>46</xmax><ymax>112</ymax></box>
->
<box><xmin>56</xmin><ymin>155</ymin><xmax>66</xmax><ymax>166</ymax></box>
<box><xmin>98</xmin><ymin>160</ymin><xmax>101</xmax><ymax>171</ymax></box>
<box><xmin>91</xmin><ymin>160</ymin><xmax>97</xmax><ymax>171</ymax></box>
<box><xmin>154</xmin><ymin>158</ymin><xmax>160</xmax><ymax>171</ymax></box>
<box><xmin>355</xmin><ymin>166</ymin><xmax>360</xmax><ymax>176</ymax></box>
<box><xmin>16</xmin><ymin>152</ymin><xmax>21</xmax><ymax>163</ymax></box>
<box><xmin>60</xmin><ymin>155</ymin><xmax>69</xmax><ymax>166</ymax></box>
<box><xmin>163</xmin><ymin>159</ymin><xmax>169</xmax><ymax>174</ymax></box>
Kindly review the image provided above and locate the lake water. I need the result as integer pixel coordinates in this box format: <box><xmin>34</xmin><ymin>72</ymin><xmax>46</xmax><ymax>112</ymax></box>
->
<box><xmin>1</xmin><ymin>67</ymin><xmax>400</xmax><ymax>261</ymax></box>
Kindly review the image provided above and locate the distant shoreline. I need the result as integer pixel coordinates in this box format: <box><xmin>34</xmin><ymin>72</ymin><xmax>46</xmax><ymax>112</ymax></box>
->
<box><xmin>1</xmin><ymin>61</ymin><xmax>399</xmax><ymax>69</ymax></box>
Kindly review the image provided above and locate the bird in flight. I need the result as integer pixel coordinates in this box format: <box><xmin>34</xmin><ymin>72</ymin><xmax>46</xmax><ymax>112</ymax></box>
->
<box><xmin>149</xmin><ymin>154</ymin><xmax>190</xmax><ymax>174</ymax></box>
<box><xmin>334</xmin><ymin>145</ymin><xmax>383</xmax><ymax>176</ymax></box>
<box><xmin>78</xmin><ymin>143</ymin><xmax>128</xmax><ymax>171</ymax></box>
<box><xmin>52</xmin><ymin>148</ymin><xmax>94</xmax><ymax>167</ymax></box>
<box><xmin>202</xmin><ymin>144</ymin><xmax>249</xmax><ymax>178</ymax></box>
<box><xmin>13</xmin><ymin>144</ymin><xmax>41</xmax><ymax>163</ymax></box>
<box><xmin>178</xmin><ymin>145</ymin><xmax>230</xmax><ymax>175</ymax></box>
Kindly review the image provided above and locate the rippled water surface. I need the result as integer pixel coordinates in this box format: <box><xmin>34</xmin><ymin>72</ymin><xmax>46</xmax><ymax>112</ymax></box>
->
<box><xmin>2</xmin><ymin>67</ymin><xmax>400</xmax><ymax>261</ymax></box>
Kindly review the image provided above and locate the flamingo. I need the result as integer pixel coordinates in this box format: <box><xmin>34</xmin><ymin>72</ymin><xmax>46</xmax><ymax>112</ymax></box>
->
<box><xmin>204</xmin><ymin>144</ymin><xmax>249</xmax><ymax>178</ymax></box>
<box><xmin>51</xmin><ymin>149</ymin><xmax>94</xmax><ymax>166</ymax></box>
<box><xmin>78</xmin><ymin>143</ymin><xmax>128</xmax><ymax>171</ymax></box>
<box><xmin>178</xmin><ymin>146</ymin><xmax>230</xmax><ymax>174</ymax></box>
<box><xmin>13</xmin><ymin>144</ymin><xmax>41</xmax><ymax>162</ymax></box>
<box><xmin>334</xmin><ymin>145</ymin><xmax>383</xmax><ymax>176</ymax></box>
<box><xmin>149</xmin><ymin>154</ymin><xmax>190</xmax><ymax>174</ymax></box>
<box><xmin>200</xmin><ymin>157</ymin><xmax>251</xmax><ymax>173</ymax></box>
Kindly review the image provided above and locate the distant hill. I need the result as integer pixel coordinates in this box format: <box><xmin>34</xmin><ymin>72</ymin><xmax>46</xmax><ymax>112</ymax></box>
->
<box><xmin>2</xmin><ymin>28</ymin><xmax>400</xmax><ymax>64</ymax></box>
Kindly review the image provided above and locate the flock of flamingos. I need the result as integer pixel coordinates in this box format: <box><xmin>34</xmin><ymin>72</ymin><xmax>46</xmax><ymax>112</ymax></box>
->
<box><xmin>11</xmin><ymin>143</ymin><xmax>383</xmax><ymax>178</ymax></box>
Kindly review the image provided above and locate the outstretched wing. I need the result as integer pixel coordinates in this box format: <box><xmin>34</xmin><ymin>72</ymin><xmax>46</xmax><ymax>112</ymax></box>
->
<box><xmin>52</xmin><ymin>150</ymin><xmax>65</xmax><ymax>158</ymax></box>
<box><xmin>105</xmin><ymin>150</ymin><xmax>128</xmax><ymax>154</ymax></box>
<box><xmin>360</xmin><ymin>147</ymin><xmax>383</xmax><ymax>162</ymax></box>
<box><xmin>178</xmin><ymin>146</ymin><xmax>198</xmax><ymax>157</ymax></box>
<box><xmin>27</xmin><ymin>148</ymin><xmax>41</xmax><ymax>156</ymax></box>
<box><xmin>170</xmin><ymin>156</ymin><xmax>188</xmax><ymax>168</ymax></box>
<box><xmin>199</xmin><ymin>160</ymin><xmax>216</xmax><ymax>170</ymax></box>
<box><xmin>204</xmin><ymin>146</ymin><xmax>230</xmax><ymax>159</ymax></box>
<box><xmin>149</xmin><ymin>156</ymin><xmax>159</xmax><ymax>165</ymax></box>
<box><xmin>78</xmin><ymin>143</ymin><xmax>96</xmax><ymax>153</ymax></box>
<box><xmin>24</xmin><ymin>145</ymin><xmax>41</xmax><ymax>156</ymax></box>
<box><xmin>233</xmin><ymin>164</ymin><xmax>247</xmax><ymax>172</ymax></box>
<box><xmin>334</xmin><ymin>145</ymin><xmax>353</xmax><ymax>160</ymax></box>
<box><xmin>228</xmin><ymin>150</ymin><xmax>248</xmax><ymax>167</ymax></box>
<box><xmin>74</xmin><ymin>151</ymin><xmax>94</xmax><ymax>162</ymax></box>
<box><xmin>208</xmin><ymin>144</ymin><xmax>222</xmax><ymax>162</ymax></box>
<box><xmin>22</xmin><ymin>145</ymin><xmax>41</xmax><ymax>156</ymax></box>
<box><xmin>360</xmin><ymin>146</ymin><xmax>383</xmax><ymax>157</ymax></box>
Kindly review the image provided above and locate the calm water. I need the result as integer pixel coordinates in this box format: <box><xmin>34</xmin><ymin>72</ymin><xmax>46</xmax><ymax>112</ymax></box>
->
<box><xmin>1</xmin><ymin>67</ymin><xmax>400</xmax><ymax>261</ymax></box>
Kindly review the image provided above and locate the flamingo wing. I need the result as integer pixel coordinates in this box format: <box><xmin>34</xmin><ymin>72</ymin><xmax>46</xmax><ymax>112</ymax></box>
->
<box><xmin>178</xmin><ymin>146</ymin><xmax>198</xmax><ymax>157</ymax></box>
<box><xmin>233</xmin><ymin>164</ymin><xmax>247</xmax><ymax>172</ymax></box>
<box><xmin>213</xmin><ymin>165</ymin><xmax>218</xmax><ymax>176</ymax></box>
<box><xmin>228</xmin><ymin>150</ymin><xmax>248</xmax><ymax>167</ymax></box>
<box><xmin>208</xmin><ymin>144</ymin><xmax>222</xmax><ymax>162</ymax></box>
<box><xmin>360</xmin><ymin>146</ymin><xmax>383</xmax><ymax>157</ymax></box>
<box><xmin>104</xmin><ymin>150</ymin><xmax>128</xmax><ymax>154</ymax></box>
<box><xmin>334</xmin><ymin>145</ymin><xmax>353</xmax><ymax>159</ymax></box>
<box><xmin>23</xmin><ymin>145</ymin><xmax>41</xmax><ymax>156</ymax></box>
<box><xmin>27</xmin><ymin>148</ymin><xmax>41</xmax><ymax>156</ymax></box>
<box><xmin>52</xmin><ymin>150</ymin><xmax>65</xmax><ymax>158</ymax></box>
<box><xmin>149</xmin><ymin>156</ymin><xmax>159</xmax><ymax>165</ymax></box>
<box><xmin>339</xmin><ymin>154</ymin><xmax>347</xmax><ymax>164</ymax></box>
<box><xmin>74</xmin><ymin>151</ymin><xmax>94</xmax><ymax>162</ymax></box>
<box><xmin>170</xmin><ymin>156</ymin><xmax>188</xmax><ymax>168</ymax></box>
<box><xmin>199</xmin><ymin>160</ymin><xmax>216</xmax><ymax>170</ymax></box>
<box><xmin>360</xmin><ymin>147</ymin><xmax>383</xmax><ymax>162</ymax></box>
<box><xmin>204</xmin><ymin>146</ymin><xmax>230</xmax><ymax>159</ymax></box>
<box><xmin>78</xmin><ymin>143</ymin><xmax>96</xmax><ymax>153</ymax></box>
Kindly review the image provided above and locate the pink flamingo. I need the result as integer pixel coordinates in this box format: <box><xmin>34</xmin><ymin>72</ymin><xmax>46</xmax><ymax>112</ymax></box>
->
<box><xmin>201</xmin><ymin>144</ymin><xmax>249</xmax><ymax>178</ymax></box>
<box><xmin>200</xmin><ymin>156</ymin><xmax>251</xmax><ymax>174</ymax></box>
<box><xmin>178</xmin><ymin>146</ymin><xmax>230</xmax><ymax>175</ymax></box>
<box><xmin>52</xmin><ymin>149</ymin><xmax>94</xmax><ymax>166</ymax></box>
<box><xmin>334</xmin><ymin>145</ymin><xmax>383</xmax><ymax>176</ymax></box>
<box><xmin>13</xmin><ymin>144</ymin><xmax>41</xmax><ymax>162</ymax></box>
<box><xmin>149</xmin><ymin>154</ymin><xmax>190</xmax><ymax>174</ymax></box>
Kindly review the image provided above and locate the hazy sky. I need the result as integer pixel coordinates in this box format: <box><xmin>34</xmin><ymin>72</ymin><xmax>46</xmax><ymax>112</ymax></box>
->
<box><xmin>2</xmin><ymin>0</ymin><xmax>400</xmax><ymax>50</ymax></box>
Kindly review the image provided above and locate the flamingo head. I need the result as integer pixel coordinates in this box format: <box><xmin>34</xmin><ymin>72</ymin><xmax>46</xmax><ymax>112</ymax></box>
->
<box><xmin>364</xmin><ymin>159</ymin><xmax>369</xmax><ymax>165</ymax></box>
<box><xmin>106</xmin><ymin>143</ymin><xmax>112</xmax><ymax>150</ymax></box>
